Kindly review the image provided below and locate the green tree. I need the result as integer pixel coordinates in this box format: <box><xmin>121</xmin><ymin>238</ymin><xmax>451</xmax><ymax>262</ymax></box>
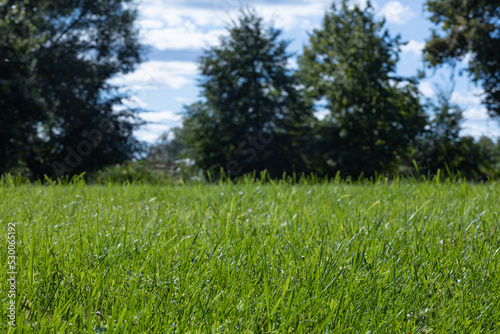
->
<box><xmin>495</xmin><ymin>138</ymin><xmax>500</xmax><ymax>174</ymax></box>
<box><xmin>474</xmin><ymin>136</ymin><xmax>498</xmax><ymax>177</ymax></box>
<box><xmin>424</xmin><ymin>0</ymin><xmax>500</xmax><ymax>118</ymax></box>
<box><xmin>409</xmin><ymin>87</ymin><xmax>498</xmax><ymax>178</ymax></box>
<box><xmin>181</xmin><ymin>10</ymin><xmax>314</xmax><ymax>179</ymax></box>
<box><xmin>451</xmin><ymin>135</ymin><xmax>496</xmax><ymax>178</ymax></box>
<box><xmin>0</xmin><ymin>1</ymin><xmax>45</xmax><ymax>175</ymax></box>
<box><xmin>0</xmin><ymin>0</ymin><xmax>145</xmax><ymax>179</ymax></box>
<box><xmin>409</xmin><ymin>88</ymin><xmax>465</xmax><ymax>175</ymax></box>
<box><xmin>149</xmin><ymin>128</ymin><xmax>188</xmax><ymax>166</ymax></box>
<box><xmin>298</xmin><ymin>0</ymin><xmax>427</xmax><ymax>177</ymax></box>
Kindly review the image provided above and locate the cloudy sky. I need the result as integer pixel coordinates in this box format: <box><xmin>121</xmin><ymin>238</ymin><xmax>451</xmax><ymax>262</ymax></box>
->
<box><xmin>110</xmin><ymin>0</ymin><xmax>500</xmax><ymax>143</ymax></box>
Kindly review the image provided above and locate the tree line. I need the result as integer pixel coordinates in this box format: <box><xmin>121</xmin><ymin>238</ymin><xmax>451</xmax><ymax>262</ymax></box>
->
<box><xmin>1</xmin><ymin>0</ymin><xmax>144</xmax><ymax>179</ymax></box>
<box><xmin>1</xmin><ymin>0</ymin><xmax>499</xmax><ymax>181</ymax></box>
<box><xmin>167</xmin><ymin>1</ymin><xmax>500</xmax><ymax>179</ymax></box>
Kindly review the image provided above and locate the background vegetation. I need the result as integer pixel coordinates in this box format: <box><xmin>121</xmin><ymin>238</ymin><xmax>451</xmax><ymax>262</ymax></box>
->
<box><xmin>1</xmin><ymin>0</ymin><xmax>499</xmax><ymax>181</ymax></box>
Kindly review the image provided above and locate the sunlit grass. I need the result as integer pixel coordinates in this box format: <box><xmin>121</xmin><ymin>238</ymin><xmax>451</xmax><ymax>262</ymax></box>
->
<box><xmin>1</xmin><ymin>177</ymin><xmax>499</xmax><ymax>332</ymax></box>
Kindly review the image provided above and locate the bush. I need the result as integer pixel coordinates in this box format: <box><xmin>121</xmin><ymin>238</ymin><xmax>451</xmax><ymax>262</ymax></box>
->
<box><xmin>92</xmin><ymin>159</ymin><xmax>201</xmax><ymax>184</ymax></box>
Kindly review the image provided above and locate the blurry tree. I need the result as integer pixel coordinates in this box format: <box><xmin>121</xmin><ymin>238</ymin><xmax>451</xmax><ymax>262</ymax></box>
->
<box><xmin>0</xmin><ymin>1</ymin><xmax>45</xmax><ymax>174</ymax></box>
<box><xmin>424</xmin><ymin>0</ymin><xmax>500</xmax><ymax>118</ymax></box>
<box><xmin>409</xmin><ymin>87</ymin><xmax>499</xmax><ymax>178</ymax></box>
<box><xmin>474</xmin><ymin>136</ymin><xmax>498</xmax><ymax>177</ymax></box>
<box><xmin>409</xmin><ymin>88</ymin><xmax>464</xmax><ymax>175</ymax></box>
<box><xmin>496</xmin><ymin>138</ymin><xmax>500</xmax><ymax>173</ymax></box>
<box><xmin>181</xmin><ymin>10</ymin><xmax>314</xmax><ymax>179</ymax></box>
<box><xmin>453</xmin><ymin>135</ymin><xmax>497</xmax><ymax>178</ymax></box>
<box><xmin>145</xmin><ymin>128</ymin><xmax>199</xmax><ymax>180</ymax></box>
<box><xmin>298</xmin><ymin>0</ymin><xmax>427</xmax><ymax>177</ymax></box>
<box><xmin>0</xmin><ymin>0</ymin><xmax>145</xmax><ymax>179</ymax></box>
<box><xmin>147</xmin><ymin>128</ymin><xmax>187</xmax><ymax>166</ymax></box>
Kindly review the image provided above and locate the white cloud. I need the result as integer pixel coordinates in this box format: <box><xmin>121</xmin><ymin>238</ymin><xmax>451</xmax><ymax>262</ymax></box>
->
<box><xmin>135</xmin><ymin>110</ymin><xmax>183</xmax><ymax>142</ymax></box>
<box><xmin>314</xmin><ymin>97</ymin><xmax>329</xmax><ymax>120</ymax></box>
<box><xmin>140</xmin><ymin>110</ymin><xmax>182</xmax><ymax>123</ymax></box>
<box><xmin>139</xmin><ymin>0</ymin><xmax>236</xmax><ymax>28</ymax></box>
<box><xmin>137</xmin><ymin>18</ymin><xmax>165</xmax><ymax>30</ymax></box>
<box><xmin>314</xmin><ymin>109</ymin><xmax>329</xmax><ymax>120</ymax></box>
<box><xmin>122</xmin><ymin>96</ymin><xmax>148</xmax><ymax>109</ymax></box>
<box><xmin>450</xmin><ymin>88</ymin><xmax>483</xmax><ymax>106</ymax></box>
<box><xmin>378</xmin><ymin>1</ymin><xmax>415</xmax><ymax>25</ymax></box>
<box><xmin>463</xmin><ymin>107</ymin><xmax>489</xmax><ymax>121</ymax></box>
<box><xmin>139</xmin><ymin>0</ymin><xmax>333</xmax><ymax>37</ymax></box>
<box><xmin>299</xmin><ymin>18</ymin><xmax>318</xmax><ymax>31</ymax></box>
<box><xmin>136</xmin><ymin>0</ymin><xmax>236</xmax><ymax>50</ymax></box>
<box><xmin>136</xmin><ymin>1</ymin><xmax>333</xmax><ymax>50</ymax></box>
<box><xmin>401</xmin><ymin>40</ymin><xmax>424</xmax><ymax>55</ymax></box>
<box><xmin>287</xmin><ymin>57</ymin><xmax>298</xmax><ymax>70</ymax></box>
<box><xmin>459</xmin><ymin>122</ymin><xmax>485</xmax><ymax>138</ymax></box>
<box><xmin>141</xmin><ymin>22</ymin><xmax>226</xmax><ymax>50</ymax></box>
<box><xmin>460</xmin><ymin>120</ymin><xmax>500</xmax><ymax>138</ymax></box>
<box><xmin>109</xmin><ymin>61</ymin><xmax>198</xmax><ymax>90</ymax></box>
<box><xmin>419</xmin><ymin>81</ymin><xmax>435</xmax><ymax>97</ymax></box>
<box><xmin>254</xmin><ymin>1</ymin><xmax>331</xmax><ymax>31</ymax></box>
<box><xmin>135</xmin><ymin>0</ymin><xmax>352</xmax><ymax>56</ymax></box>
<box><xmin>135</xmin><ymin>125</ymin><xmax>170</xmax><ymax>143</ymax></box>
<box><xmin>461</xmin><ymin>52</ymin><xmax>472</xmax><ymax>65</ymax></box>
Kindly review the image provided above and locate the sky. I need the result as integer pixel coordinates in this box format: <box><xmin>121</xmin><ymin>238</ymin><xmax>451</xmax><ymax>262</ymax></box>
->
<box><xmin>109</xmin><ymin>0</ymin><xmax>500</xmax><ymax>143</ymax></box>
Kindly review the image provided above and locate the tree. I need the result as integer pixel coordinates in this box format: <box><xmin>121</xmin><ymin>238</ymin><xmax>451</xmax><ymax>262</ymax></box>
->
<box><xmin>0</xmin><ymin>1</ymin><xmax>45</xmax><ymax>175</ymax></box>
<box><xmin>298</xmin><ymin>0</ymin><xmax>427</xmax><ymax>177</ymax></box>
<box><xmin>408</xmin><ymin>87</ymin><xmax>499</xmax><ymax>178</ymax></box>
<box><xmin>424</xmin><ymin>0</ymin><xmax>500</xmax><ymax>118</ymax></box>
<box><xmin>0</xmin><ymin>0</ymin><xmax>145</xmax><ymax>179</ymax></box>
<box><xmin>453</xmin><ymin>135</ymin><xmax>497</xmax><ymax>178</ymax></box>
<box><xmin>149</xmin><ymin>128</ymin><xmax>188</xmax><ymax>166</ymax></box>
<box><xmin>409</xmin><ymin>88</ymin><xmax>465</xmax><ymax>175</ymax></box>
<box><xmin>471</xmin><ymin>136</ymin><xmax>499</xmax><ymax>178</ymax></box>
<box><xmin>181</xmin><ymin>10</ymin><xmax>314</xmax><ymax>179</ymax></box>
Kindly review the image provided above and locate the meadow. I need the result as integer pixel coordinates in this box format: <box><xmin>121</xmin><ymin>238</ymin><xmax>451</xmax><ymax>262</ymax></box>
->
<box><xmin>1</xmin><ymin>177</ymin><xmax>499</xmax><ymax>333</ymax></box>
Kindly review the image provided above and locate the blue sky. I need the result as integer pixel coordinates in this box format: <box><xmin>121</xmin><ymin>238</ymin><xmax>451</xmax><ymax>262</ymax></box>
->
<box><xmin>110</xmin><ymin>0</ymin><xmax>500</xmax><ymax>143</ymax></box>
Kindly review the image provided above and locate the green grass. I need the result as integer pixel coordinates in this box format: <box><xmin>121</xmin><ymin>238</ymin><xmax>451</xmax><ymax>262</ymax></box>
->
<box><xmin>1</xmin><ymin>178</ymin><xmax>500</xmax><ymax>333</ymax></box>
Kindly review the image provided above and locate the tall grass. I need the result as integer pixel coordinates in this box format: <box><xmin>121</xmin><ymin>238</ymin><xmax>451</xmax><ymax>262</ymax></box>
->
<box><xmin>1</xmin><ymin>177</ymin><xmax>499</xmax><ymax>332</ymax></box>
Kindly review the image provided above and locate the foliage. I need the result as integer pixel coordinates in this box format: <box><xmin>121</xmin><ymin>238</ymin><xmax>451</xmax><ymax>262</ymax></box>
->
<box><xmin>298</xmin><ymin>0</ymin><xmax>427</xmax><ymax>177</ymax></box>
<box><xmin>0</xmin><ymin>0</ymin><xmax>45</xmax><ymax>174</ymax></box>
<box><xmin>143</xmin><ymin>128</ymin><xmax>201</xmax><ymax>181</ymax></box>
<box><xmin>470</xmin><ymin>135</ymin><xmax>499</xmax><ymax>177</ymax></box>
<box><xmin>408</xmin><ymin>87</ymin><xmax>499</xmax><ymax>178</ymax></box>
<box><xmin>92</xmin><ymin>159</ymin><xmax>199</xmax><ymax>184</ymax></box>
<box><xmin>424</xmin><ymin>0</ymin><xmax>500</xmax><ymax>117</ymax></box>
<box><xmin>0</xmin><ymin>0</ymin><xmax>146</xmax><ymax>179</ymax></box>
<box><xmin>149</xmin><ymin>128</ymin><xmax>189</xmax><ymax>166</ymax></box>
<box><xmin>180</xmin><ymin>10</ymin><xmax>314</xmax><ymax>179</ymax></box>
<box><xmin>2</xmin><ymin>180</ymin><xmax>500</xmax><ymax>332</ymax></box>
<box><xmin>409</xmin><ymin>88</ymin><xmax>465</xmax><ymax>174</ymax></box>
<box><xmin>92</xmin><ymin>161</ymin><xmax>165</xmax><ymax>184</ymax></box>
<box><xmin>2</xmin><ymin>0</ymin><xmax>498</xmax><ymax>181</ymax></box>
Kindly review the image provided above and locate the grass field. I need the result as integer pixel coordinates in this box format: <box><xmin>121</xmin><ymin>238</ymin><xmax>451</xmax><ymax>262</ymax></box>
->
<box><xmin>1</xmin><ymin>178</ymin><xmax>500</xmax><ymax>333</ymax></box>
